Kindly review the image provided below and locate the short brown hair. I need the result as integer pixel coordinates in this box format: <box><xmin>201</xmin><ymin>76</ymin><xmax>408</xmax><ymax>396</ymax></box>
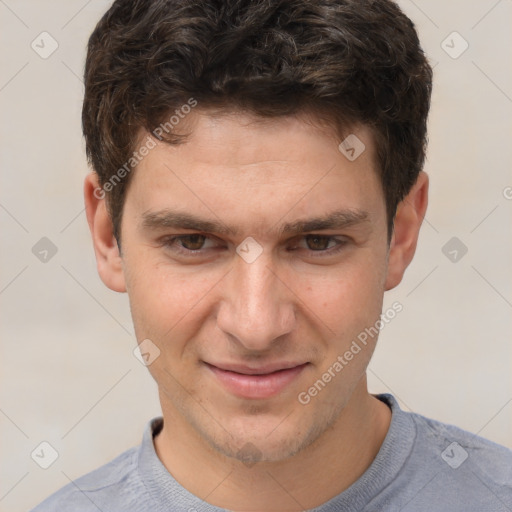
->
<box><xmin>82</xmin><ymin>0</ymin><xmax>432</xmax><ymax>243</ymax></box>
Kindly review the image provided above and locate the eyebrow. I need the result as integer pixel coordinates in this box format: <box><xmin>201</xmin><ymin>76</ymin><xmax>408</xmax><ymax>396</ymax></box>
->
<box><xmin>141</xmin><ymin>208</ymin><xmax>370</xmax><ymax>237</ymax></box>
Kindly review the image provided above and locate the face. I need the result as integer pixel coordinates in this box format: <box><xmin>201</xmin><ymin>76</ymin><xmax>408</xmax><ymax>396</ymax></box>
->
<box><xmin>87</xmin><ymin>110</ymin><xmax>424</xmax><ymax>464</ymax></box>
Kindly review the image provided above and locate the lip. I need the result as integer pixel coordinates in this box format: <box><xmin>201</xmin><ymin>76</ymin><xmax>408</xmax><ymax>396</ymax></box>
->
<box><xmin>205</xmin><ymin>361</ymin><xmax>309</xmax><ymax>399</ymax></box>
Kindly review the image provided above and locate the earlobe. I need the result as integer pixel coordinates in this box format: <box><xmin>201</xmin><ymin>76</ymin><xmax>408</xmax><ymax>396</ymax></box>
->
<box><xmin>385</xmin><ymin>171</ymin><xmax>429</xmax><ymax>291</ymax></box>
<box><xmin>84</xmin><ymin>173</ymin><xmax>127</xmax><ymax>292</ymax></box>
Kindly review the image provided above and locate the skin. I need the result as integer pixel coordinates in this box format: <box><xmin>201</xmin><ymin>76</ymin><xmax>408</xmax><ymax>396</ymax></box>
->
<box><xmin>85</xmin><ymin>110</ymin><xmax>428</xmax><ymax>511</ymax></box>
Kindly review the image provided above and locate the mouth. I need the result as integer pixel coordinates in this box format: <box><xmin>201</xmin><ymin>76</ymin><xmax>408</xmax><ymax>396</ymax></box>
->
<box><xmin>204</xmin><ymin>361</ymin><xmax>309</xmax><ymax>399</ymax></box>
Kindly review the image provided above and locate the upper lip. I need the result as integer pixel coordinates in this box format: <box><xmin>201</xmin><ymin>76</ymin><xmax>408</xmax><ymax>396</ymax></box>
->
<box><xmin>205</xmin><ymin>361</ymin><xmax>307</xmax><ymax>375</ymax></box>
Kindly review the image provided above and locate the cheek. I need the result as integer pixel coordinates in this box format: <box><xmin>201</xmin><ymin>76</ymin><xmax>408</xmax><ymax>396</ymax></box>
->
<box><xmin>300</xmin><ymin>255</ymin><xmax>386</xmax><ymax>337</ymax></box>
<box><xmin>126</xmin><ymin>263</ymin><xmax>222</xmax><ymax>389</ymax></box>
<box><xmin>124</xmin><ymin>252</ymin><xmax>222</xmax><ymax>343</ymax></box>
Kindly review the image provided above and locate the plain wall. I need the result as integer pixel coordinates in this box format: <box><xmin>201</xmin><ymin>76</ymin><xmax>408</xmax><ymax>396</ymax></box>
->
<box><xmin>1</xmin><ymin>1</ymin><xmax>511</xmax><ymax>511</ymax></box>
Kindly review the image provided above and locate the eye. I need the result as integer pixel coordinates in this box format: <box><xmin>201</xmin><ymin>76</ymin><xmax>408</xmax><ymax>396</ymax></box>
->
<box><xmin>291</xmin><ymin>235</ymin><xmax>348</xmax><ymax>255</ymax></box>
<box><xmin>162</xmin><ymin>234</ymin><xmax>219</xmax><ymax>254</ymax></box>
<box><xmin>176</xmin><ymin>234</ymin><xmax>207</xmax><ymax>251</ymax></box>
<box><xmin>304</xmin><ymin>235</ymin><xmax>336</xmax><ymax>251</ymax></box>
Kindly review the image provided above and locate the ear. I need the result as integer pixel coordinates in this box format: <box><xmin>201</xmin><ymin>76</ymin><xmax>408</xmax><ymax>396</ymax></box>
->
<box><xmin>385</xmin><ymin>171</ymin><xmax>429</xmax><ymax>291</ymax></box>
<box><xmin>84</xmin><ymin>173</ymin><xmax>126</xmax><ymax>292</ymax></box>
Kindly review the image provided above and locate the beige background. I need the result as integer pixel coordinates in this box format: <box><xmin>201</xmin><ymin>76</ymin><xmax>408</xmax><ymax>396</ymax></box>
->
<box><xmin>1</xmin><ymin>1</ymin><xmax>511</xmax><ymax>510</ymax></box>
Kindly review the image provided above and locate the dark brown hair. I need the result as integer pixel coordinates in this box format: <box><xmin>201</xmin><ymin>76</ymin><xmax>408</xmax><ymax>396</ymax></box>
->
<box><xmin>82</xmin><ymin>0</ymin><xmax>432</xmax><ymax>243</ymax></box>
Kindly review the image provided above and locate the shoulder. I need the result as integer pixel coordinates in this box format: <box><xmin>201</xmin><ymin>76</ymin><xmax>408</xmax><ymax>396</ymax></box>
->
<box><xmin>372</xmin><ymin>394</ymin><xmax>512</xmax><ymax>511</ymax></box>
<box><xmin>29</xmin><ymin>445</ymin><xmax>146</xmax><ymax>512</ymax></box>
<box><xmin>411</xmin><ymin>410</ymin><xmax>512</xmax><ymax>478</ymax></box>
<box><xmin>406</xmin><ymin>407</ymin><xmax>512</xmax><ymax>509</ymax></box>
<box><xmin>380</xmin><ymin>393</ymin><xmax>512</xmax><ymax>481</ymax></box>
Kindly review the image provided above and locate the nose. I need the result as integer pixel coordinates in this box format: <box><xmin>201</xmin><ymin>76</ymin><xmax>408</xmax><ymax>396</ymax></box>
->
<box><xmin>216</xmin><ymin>250</ymin><xmax>296</xmax><ymax>352</ymax></box>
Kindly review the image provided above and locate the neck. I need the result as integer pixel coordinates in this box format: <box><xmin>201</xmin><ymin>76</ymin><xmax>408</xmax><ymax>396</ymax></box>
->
<box><xmin>154</xmin><ymin>379</ymin><xmax>391</xmax><ymax>511</ymax></box>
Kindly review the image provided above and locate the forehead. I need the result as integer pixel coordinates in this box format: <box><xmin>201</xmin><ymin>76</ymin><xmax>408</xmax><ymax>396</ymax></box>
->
<box><xmin>155</xmin><ymin>110</ymin><xmax>373</xmax><ymax>169</ymax></box>
<box><xmin>124</xmin><ymin>111</ymin><xmax>385</xmax><ymax>238</ymax></box>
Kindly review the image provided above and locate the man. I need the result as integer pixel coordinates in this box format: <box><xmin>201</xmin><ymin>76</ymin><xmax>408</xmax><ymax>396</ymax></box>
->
<box><xmin>32</xmin><ymin>0</ymin><xmax>512</xmax><ymax>510</ymax></box>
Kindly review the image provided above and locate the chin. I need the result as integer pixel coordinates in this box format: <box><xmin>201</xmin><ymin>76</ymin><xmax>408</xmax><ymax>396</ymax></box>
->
<box><xmin>199</xmin><ymin>411</ymin><xmax>330</xmax><ymax>465</ymax></box>
<box><xmin>212</xmin><ymin>431</ymin><xmax>307</xmax><ymax>465</ymax></box>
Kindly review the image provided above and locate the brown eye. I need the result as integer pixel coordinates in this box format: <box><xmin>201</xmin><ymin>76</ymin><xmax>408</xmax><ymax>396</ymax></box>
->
<box><xmin>179</xmin><ymin>234</ymin><xmax>207</xmax><ymax>250</ymax></box>
<box><xmin>161</xmin><ymin>234</ymin><xmax>223</xmax><ymax>257</ymax></box>
<box><xmin>304</xmin><ymin>235</ymin><xmax>333</xmax><ymax>251</ymax></box>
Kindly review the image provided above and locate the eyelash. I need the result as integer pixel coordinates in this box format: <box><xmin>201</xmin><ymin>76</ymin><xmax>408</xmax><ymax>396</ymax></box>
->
<box><xmin>160</xmin><ymin>234</ymin><xmax>348</xmax><ymax>258</ymax></box>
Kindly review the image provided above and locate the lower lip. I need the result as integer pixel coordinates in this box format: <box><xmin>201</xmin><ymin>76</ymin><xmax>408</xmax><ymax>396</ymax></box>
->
<box><xmin>206</xmin><ymin>363</ymin><xmax>308</xmax><ymax>399</ymax></box>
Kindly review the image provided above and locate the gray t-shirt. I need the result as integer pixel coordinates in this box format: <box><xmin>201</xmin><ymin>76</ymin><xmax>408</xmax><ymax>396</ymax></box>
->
<box><xmin>30</xmin><ymin>394</ymin><xmax>512</xmax><ymax>511</ymax></box>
